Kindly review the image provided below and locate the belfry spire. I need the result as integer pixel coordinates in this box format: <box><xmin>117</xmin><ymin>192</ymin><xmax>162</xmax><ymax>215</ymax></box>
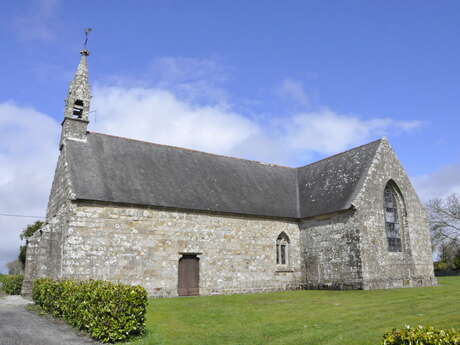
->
<box><xmin>64</xmin><ymin>50</ymin><xmax>91</xmax><ymax>120</ymax></box>
<box><xmin>60</xmin><ymin>29</ymin><xmax>92</xmax><ymax>148</ymax></box>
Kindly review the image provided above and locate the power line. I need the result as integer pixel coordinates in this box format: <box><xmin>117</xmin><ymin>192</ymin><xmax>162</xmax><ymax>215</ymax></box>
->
<box><xmin>0</xmin><ymin>213</ymin><xmax>45</xmax><ymax>219</ymax></box>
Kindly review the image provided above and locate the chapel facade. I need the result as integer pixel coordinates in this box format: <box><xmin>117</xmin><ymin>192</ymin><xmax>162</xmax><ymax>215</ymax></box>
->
<box><xmin>22</xmin><ymin>50</ymin><xmax>436</xmax><ymax>297</ymax></box>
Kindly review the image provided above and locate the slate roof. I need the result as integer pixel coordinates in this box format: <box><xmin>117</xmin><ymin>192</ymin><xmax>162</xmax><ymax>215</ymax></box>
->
<box><xmin>297</xmin><ymin>139</ymin><xmax>381</xmax><ymax>218</ymax></box>
<box><xmin>65</xmin><ymin>132</ymin><xmax>382</xmax><ymax>219</ymax></box>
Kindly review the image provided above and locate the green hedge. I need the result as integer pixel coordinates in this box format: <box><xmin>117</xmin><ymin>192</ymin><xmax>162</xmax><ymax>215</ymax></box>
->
<box><xmin>32</xmin><ymin>278</ymin><xmax>147</xmax><ymax>343</ymax></box>
<box><xmin>383</xmin><ymin>325</ymin><xmax>460</xmax><ymax>345</ymax></box>
<box><xmin>1</xmin><ymin>275</ymin><xmax>23</xmax><ymax>295</ymax></box>
<box><xmin>434</xmin><ymin>261</ymin><xmax>451</xmax><ymax>271</ymax></box>
<box><xmin>0</xmin><ymin>274</ymin><xmax>6</xmax><ymax>292</ymax></box>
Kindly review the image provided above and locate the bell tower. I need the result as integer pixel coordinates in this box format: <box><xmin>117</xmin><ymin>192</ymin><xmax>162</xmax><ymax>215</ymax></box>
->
<box><xmin>60</xmin><ymin>30</ymin><xmax>92</xmax><ymax>149</ymax></box>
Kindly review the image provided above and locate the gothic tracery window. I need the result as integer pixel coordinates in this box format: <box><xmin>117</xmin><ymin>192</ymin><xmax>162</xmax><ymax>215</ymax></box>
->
<box><xmin>276</xmin><ymin>232</ymin><xmax>290</xmax><ymax>265</ymax></box>
<box><xmin>384</xmin><ymin>183</ymin><xmax>403</xmax><ymax>252</ymax></box>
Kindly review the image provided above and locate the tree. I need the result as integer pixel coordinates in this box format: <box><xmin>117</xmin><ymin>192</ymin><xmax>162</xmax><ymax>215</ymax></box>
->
<box><xmin>6</xmin><ymin>260</ymin><xmax>23</xmax><ymax>275</ymax></box>
<box><xmin>427</xmin><ymin>193</ymin><xmax>460</xmax><ymax>270</ymax></box>
<box><xmin>18</xmin><ymin>220</ymin><xmax>44</xmax><ymax>269</ymax></box>
<box><xmin>20</xmin><ymin>221</ymin><xmax>45</xmax><ymax>240</ymax></box>
<box><xmin>438</xmin><ymin>241</ymin><xmax>460</xmax><ymax>270</ymax></box>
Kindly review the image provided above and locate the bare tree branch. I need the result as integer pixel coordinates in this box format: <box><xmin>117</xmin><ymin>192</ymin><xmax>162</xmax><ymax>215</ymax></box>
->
<box><xmin>427</xmin><ymin>193</ymin><xmax>460</xmax><ymax>268</ymax></box>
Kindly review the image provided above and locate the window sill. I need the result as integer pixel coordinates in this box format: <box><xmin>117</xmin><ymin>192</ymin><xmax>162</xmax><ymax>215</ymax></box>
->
<box><xmin>388</xmin><ymin>251</ymin><xmax>405</xmax><ymax>255</ymax></box>
<box><xmin>275</xmin><ymin>266</ymin><xmax>294</xmax><ymax>273</ymax></box>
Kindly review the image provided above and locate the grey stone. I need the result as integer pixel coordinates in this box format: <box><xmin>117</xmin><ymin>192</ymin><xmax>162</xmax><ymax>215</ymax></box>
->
<box><xmin>22</xmin><ymin>50</ymin><xmax>436</xmax><ymax>297</ymax></box>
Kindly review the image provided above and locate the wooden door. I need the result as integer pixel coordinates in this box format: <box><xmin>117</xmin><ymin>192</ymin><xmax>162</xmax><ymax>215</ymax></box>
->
<box><xmin>178</xmin><ymin>255</ymin><xmax>199</xmax><ymax>296</ymax></box>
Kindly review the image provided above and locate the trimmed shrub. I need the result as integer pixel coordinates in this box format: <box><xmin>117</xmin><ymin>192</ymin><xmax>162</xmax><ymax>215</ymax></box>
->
<box><xmin>383</xmin><ymin>325</ymin><xmax>460</xmax><ymax>345</ymax></box>
<box><xmin>32</xmin><ymin>278</ymin><xmax>147</xmax><ymax>343</ymax></box>
<box><xmin>2</xmin><ymin>275</ymin><xmax>23</xmax><ymax>295</ymax></box>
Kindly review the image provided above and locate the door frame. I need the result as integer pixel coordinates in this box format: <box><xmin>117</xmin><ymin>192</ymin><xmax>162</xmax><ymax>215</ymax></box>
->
<box><xmin>177</xmin><ymin>252</ymin><xmax>202</xmax><ymax>296</ymax></box>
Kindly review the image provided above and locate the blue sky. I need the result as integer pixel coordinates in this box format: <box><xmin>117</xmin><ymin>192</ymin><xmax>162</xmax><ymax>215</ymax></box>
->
<box><xmin>0</xmin><ymin>0</ymin><xmax>459</xmax><ymax>272</ymax></box>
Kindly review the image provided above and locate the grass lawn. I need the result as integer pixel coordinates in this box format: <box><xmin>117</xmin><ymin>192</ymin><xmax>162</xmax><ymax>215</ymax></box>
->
<box><xmin>128</xmin><ymin>276</ymin><xmax>460</xmax><ymax>345</ymax></box>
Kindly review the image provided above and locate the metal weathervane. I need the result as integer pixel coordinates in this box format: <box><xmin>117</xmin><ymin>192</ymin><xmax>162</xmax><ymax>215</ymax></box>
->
<box><xmin>83</xmin><ymin>28</ymin><xmax>92</xmax><ymax>50</ymax></box>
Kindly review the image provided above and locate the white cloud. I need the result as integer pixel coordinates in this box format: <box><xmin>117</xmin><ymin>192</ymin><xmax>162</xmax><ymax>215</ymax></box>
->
<box><xmin>0</xmin><ymin>102</ymin><xmax>59</xmax><ymax>273</ymax></box>
<box><xmin>278</xmin><ymin>79</ymin><xmax>310</xmax><ymax>107</ymax></box>
<box><xmin>92</xmin><ymin>87</ymin><xmax>258</xmax><ymax>155</ymax></box>
<box><xmin>105</xmin><ymin>57</ymin><xmax>231</xmax><ymax>105</ymax></box>
<box><xmin>413</xmin><ymin>163</ymin><xmax>460</xmax><ymax>202</ymax></box>
<box><xmin>14</xmin><ymin>0</ymin><xmax>60</xmax><ymax>41</ymax></box>
<box><xmin>150</xmin><ymin>57</ymin><xmax>231</xmax><ymax>105</ymax></box>
<box><xmin>91</xmin><ymin>86</ymin><xmax>422</xmax><ymax>164</ymax></box>
<box><xmin>0</xmin><ymin>82</ymin><xmax>424</xmax><ymax>272</ymax></box>
<box><xmin>150</xmin><ymin>57</ymin><xmax>229</xmax><ymax>85</ymax></box>
<box><xmin>285</xmin><ymin>110</ymin><xmax>422</xmax><ymax>154</ymax></box>
<box><xmin>397</xmin><ymin>120</ymin><xmax>425</xmax><ymax>131</ymax></box>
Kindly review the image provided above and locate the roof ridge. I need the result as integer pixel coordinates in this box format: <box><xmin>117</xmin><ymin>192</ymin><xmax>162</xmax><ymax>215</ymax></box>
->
<box><xmin>88</xmin><ymin>132</ymin><xmax>383</xmax><ymax>172</ymax></box>
<box><xmin>343</xmin><ymin>138</ymin><xmax>383</xmax><ymax>210</ymax></box>
<box><xmin>296</xmin><ymin>138</ymin><xmax>383</xmax><ymax>170</ymax></box>
<box><xmin>88</xmin><ymin>131</ymin><xmax>294</xmax><ymax>169</ymax></box>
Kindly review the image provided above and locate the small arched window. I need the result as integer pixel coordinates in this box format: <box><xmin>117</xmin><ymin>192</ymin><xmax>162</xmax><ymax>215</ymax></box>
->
<box><xmin>384</xmin><ymin>182</ymin><xmax>404</xmax><ymax>252</ymax></box>
<box><xmin>276</xmin><ymin>232</ymin><xmax>290</xmax><ymax>265</ymax></box>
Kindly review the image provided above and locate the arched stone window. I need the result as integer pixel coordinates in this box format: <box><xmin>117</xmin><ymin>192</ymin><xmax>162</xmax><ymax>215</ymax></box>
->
<box><xmin>276</xmin><ymin>232</ymin><xmax>290</xmax><ymax>265</ymax></box>
<box><xmin>384</xmin><ymin>182</ymin><xmax>405</xmax><ymax>252</ymax></box>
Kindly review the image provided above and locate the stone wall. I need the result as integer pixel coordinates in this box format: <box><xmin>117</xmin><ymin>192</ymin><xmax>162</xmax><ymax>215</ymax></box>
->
<box><xmin>298</xmin><ymin>139</ymin><xmax>436</xmax><ymax>291</ymax></box>
<box><xmin>46</xmin><ymin>145</ymin><xmax>74</xmax><ymax>219</ymax></box>
<box><xmin>21</xmin><ymin>212</ymin><xmax>65</xmax><ymax>295</ymax></box>
<box><xmin>24</xmin><ymin>135</ymin><xmax>436</xmax><ymax>296</ymax></box>
<box><xmin>59</xmin><ymin>118</ymin><xmax>88</xmax><ymax>148</ymax></box>
<box><xmin>300</xmin><ymin>211</ymin><xmax>363</xmax><ymax>289</ymax></box>
<box><xmin>352</xmin><ymin>139</ymin><xmax>436</xmax><ymax>289</ymax></box>
<box><xmin>22</xmin><ymin>226</ymin><xmax>47</xmax><ymax>294</ymax></box>
<box><xmin>23</xmin><ymin>143</ymin><xmax>75</xmax><ymax>295</ymax></box>
<box><xmin>61</xmin><ymin>202</ymin><xmax>304</xmax><ymax>297</ymax></box>
<box><xmin>23</xmin><ymin>142</ymin><xmax>72</xmax><ymax>294</ymax></box>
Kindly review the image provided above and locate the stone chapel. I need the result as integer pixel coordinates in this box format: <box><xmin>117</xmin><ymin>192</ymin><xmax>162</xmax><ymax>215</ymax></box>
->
<box><xmin>22</xmin><ymin>50</ymin><xmax>436</xmax><ymax>297</ymax></box>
